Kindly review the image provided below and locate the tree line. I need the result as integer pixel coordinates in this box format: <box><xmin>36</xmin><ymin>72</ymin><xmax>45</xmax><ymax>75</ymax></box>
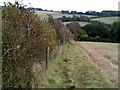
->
<box><xmin>1</xmin><ymin>5</ymin><xmax>120</xmax><ymax>17</ymax></box>
<box><xmin>59</xmin><ymin>15</ymin><xmax>111</xmax><ymax>27</ymax></box>
<box><xmin>26</xmin><ymin>7</ymin><xmax>120</xmax><ymax>17</ymax></box>
<box><xmin>59</xmin><ymin>15</ymin><xmax>90</xmax><ymax>22</ymax></box>
<box><xmin>66</xmin><ymin>21</ymin><xmax>119</xmax><ymax>43</ymax></box>
<box><xmin>61</xmin><ymin>10</ymin><xmax>120</xmax><ymax>17</ymax></box>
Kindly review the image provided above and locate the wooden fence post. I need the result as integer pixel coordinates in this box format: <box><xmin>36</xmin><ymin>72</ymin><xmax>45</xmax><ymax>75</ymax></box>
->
<box><xmin>58</xmin><ymin>40</ymin><xmax>60</xmax><ymax>50</ymax></box>
<box><xmin>46</xmin><ymin>47</ymin><xmax>49</xmax><ymax>70</ymax></box>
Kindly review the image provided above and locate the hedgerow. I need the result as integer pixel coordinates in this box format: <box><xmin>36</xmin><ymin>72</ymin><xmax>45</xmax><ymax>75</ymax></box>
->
<box><xmin>48</xmin><ymin>14</ymin><xmax>74</xmax><ymax>42</ymax></box>
<box><xmin>2</xmin><ymin>2</ymin><xmax>57</xmax><ymax>88</ymax></box>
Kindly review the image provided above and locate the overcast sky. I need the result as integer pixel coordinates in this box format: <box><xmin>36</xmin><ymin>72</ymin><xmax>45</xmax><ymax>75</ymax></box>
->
<box><xmin>0</xmin><ymin>0</ymin><xmax>119</xmax><ymax>12</ymax></box>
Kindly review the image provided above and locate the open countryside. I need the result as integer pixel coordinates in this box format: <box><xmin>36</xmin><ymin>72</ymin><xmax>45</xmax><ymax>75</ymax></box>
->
<box><xmin>1</xmin><ymin>0</ymin><xmax>119</xmax><ymax>89</ymax></box>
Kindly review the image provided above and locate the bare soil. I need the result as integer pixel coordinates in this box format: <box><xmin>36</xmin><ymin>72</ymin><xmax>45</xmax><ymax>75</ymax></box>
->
<box><xmin>79</xmin><ymin>42</ymin><xmax>118</xmax><ymax>87</ymax></box>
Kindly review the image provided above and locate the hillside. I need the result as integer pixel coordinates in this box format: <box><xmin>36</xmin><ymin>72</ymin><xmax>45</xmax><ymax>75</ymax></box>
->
<box><xmin>32</xmin><ymin>41</ymin><xmax>114</xmax><ymax>88</ymax></box>
<box><xmin>35</xmin><ymin>10</ymin><xmax>119</xmax><ymax>26</ymax></box>
<box><xmin>91</xmin><ymin>17</ymin><xmax>119</xmax><ymax>24</ymax></box>
<box><xmin>35</xmin><ymin>11</ymin><xmax>96</xmax><ymax>19</ymax></box>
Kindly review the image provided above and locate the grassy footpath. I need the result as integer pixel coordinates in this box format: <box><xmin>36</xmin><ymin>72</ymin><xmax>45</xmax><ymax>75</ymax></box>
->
<box><xmin>81</xmin><ymin>41</ymin><xmax>118</xmax><ymax>65</ymax></box>
<box><xmin>32</xmin><ymin>41</ymin><xmax>114</xmax><ymax>88</ymax></box>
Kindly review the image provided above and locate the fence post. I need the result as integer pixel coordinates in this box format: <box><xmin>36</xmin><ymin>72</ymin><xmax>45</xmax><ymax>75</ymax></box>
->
<box><xmin>46</xmin><ymin>47</ymin><xmax>49</xmax><ymax>70</ymax></box>
<box><xmin>58</xmin><ymin>40</ymin><xmax>60</xmax><ymax>50</ymax></box>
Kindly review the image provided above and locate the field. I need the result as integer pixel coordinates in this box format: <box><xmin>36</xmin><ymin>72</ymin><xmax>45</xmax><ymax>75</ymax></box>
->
<box><xmin>35</xmin><ymin>11</ymin><xmax>95</xmax><ymax>19</ymax></box>
<box><xmin>32</xmin><ymin>41</ymin><xmax>114</xmax><ymax>88</ymax></box>
<box><xmin>91</xmin><ymin>17</ymin><xmax>119</xmax><ymax>24</ymax></box>
<box><xmin>64</xmin><ymin>21</ymin><xmax>91</xmax><ymax>27</ymax></box>
<box><xmin>35</xmin><ymin>11</ymin><xmax>119</xmax><ymax>25</ymax></box>
<box><xmin>80</xmin><ymin>41</ymin><xmax>118</xmax><ymax>87</ymax></box>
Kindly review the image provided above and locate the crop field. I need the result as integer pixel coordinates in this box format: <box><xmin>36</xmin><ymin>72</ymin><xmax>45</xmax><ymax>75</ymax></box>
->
<box><xmin>91</xmin><ymin>17</ymin><xmax>119</xmax><ymax>24</ymax></box>
<box><xmin>35</xmin><ymin>11</ymin><xmax>95</xmax><ymax>19</ymax></box>
<box><xmin>64</xmin><ymin>21</ymin><xmax>91</xmax><ymax>27</ymax></box>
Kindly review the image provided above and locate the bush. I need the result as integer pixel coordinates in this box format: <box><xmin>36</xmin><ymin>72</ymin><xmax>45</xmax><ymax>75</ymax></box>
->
<box><xmin>48</xmin><ymin>15</ymin><xmax>74</xmax><ymax>43</ymax></box>
<box><xmin>66</xmin><ymin>22</ymin><xmax>82</xmax><ymax>40</ymax></box>
<box><xmin>2</xmin><ymin>2</ymin><xmax>57</xmax><ymax>88</ymax></box>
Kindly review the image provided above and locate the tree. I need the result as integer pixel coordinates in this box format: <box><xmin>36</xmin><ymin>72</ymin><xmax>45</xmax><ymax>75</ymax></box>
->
<box><xmin>48</xmin><ymin>15</ymin><xmax>74</xmax><ymax>42</ymax></box>
<box><xmin>66</xmin><ymin>22</ymin><xmax>83</xmax><ymax>40</ymax></box>
<box><xmin>82</xmin><ymin>23</ymin><xmax>111</xmax><ymax>42</ymax></box>
<box><xmin>110</xmin><ymin>21</ymin><xmax>120</xmax><ymax>42</ymax></box>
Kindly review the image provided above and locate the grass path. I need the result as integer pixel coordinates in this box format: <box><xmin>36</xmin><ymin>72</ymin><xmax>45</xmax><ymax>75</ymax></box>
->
<box><xmin>32</xmin><ymin>41</ymin><xmax>114</xmax><ymax>88</ymax></box>
<box><xmin>80</xmin><ymin>41</ymin><xmax>118</xmax><ymax>87</ymax></box>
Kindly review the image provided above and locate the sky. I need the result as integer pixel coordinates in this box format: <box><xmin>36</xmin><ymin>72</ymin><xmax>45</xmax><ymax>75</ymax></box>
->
<box><xmin>0</xmin><ymin>0</ymin><xmax>119</xmax><ymax>12</ymax></box>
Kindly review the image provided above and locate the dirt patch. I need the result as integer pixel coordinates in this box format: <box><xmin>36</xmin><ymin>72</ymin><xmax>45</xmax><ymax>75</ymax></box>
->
<box><xmin>79</xmin><ymin>42</ymin><xmax>118</xmax><ymax>87</ymax></box>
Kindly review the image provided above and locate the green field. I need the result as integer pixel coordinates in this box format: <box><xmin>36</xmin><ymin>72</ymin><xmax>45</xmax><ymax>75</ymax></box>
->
<box><xmin>35</xmin><ymin>11</ymin><xmax>119</xmax><ymax>25</ymax></box>
<box><xmin>35</xmin><ymin>11</ymin><xmax>96</xmax><ymax>19</ymax></box>
<box><xmin>32</xmin><ymin>41</ymin><xmax>114</xmax><ymax>88</ymax></box>
<box><xmin>83</xmin><ymin>42</ymin><xmax>118</xmax><ymax>52</ymax></box>
<box><xmin>80</xmin><ymin>41</ymin><xmax>118</xmax><ymax>66</ymax></box>
<box><xmin>91</xmin><ymin>17</ymin><xmax>119</xmax><ymax>24</ymax></box>
<box><xmin>81</xmin><ymin>42</ymin><xmax>118</xmax><ymax>61</ymax></box>
<box><xmin>80</xmin><ymin>41</ymin><xmax>118</xmax><ymax>87</ymax></box>
<box><xmin>64</xmin><ymin>21</ymin><xmax>91</xmax><ymax>27</ymax></box>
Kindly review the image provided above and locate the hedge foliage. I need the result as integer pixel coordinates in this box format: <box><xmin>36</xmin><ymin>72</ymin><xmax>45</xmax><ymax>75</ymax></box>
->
<box><xmin>2</xmin><ymin>2</ymin><xmax>57</xmax><ymax>88</ymax></box>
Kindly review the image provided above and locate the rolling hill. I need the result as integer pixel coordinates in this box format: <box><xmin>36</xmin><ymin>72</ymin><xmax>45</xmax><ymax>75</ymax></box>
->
<box><xmin>35</xmin><ymin>10</ymin><xmax>96</xmax><ymax>19</ymax></box>
<box><xmin>91</xmin><ymin>17</ymin><xmax>119</xmax><ymax>24</ymax></box>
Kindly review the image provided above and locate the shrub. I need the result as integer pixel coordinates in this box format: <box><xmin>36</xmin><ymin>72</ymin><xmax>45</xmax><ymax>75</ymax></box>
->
<box><xmin>2</xmin><ymin>2</ymin><xmax>57</xmax><ymax>88</ymax></box>
<box><xmin>66</xmin><ymin>22</ymin><xmax>84</xmax><ymax>40</ymax></box>
<box><xmin>48</xmin><ymin>15</ymin><xmax>74</xmax><ymax>43</ymax></box>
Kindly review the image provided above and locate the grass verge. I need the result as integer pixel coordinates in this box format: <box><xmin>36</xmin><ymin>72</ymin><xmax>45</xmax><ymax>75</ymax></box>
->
<box><xmin>32</xmin><ymin>41</ymin><xmax>114</xmax><ymax>88</ymax></box>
